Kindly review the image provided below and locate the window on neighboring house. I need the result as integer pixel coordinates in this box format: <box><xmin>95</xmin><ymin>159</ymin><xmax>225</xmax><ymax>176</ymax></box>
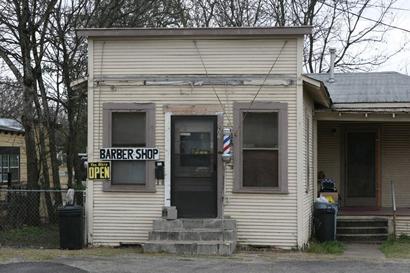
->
<box><xmin>103</xmin><ymin>103</ymin><xmax>155</xmax><ymax>191</ymax></box>
<box><xmin>0</xmin><ymin>147</ymin><xmax>20</xmax><ymax>183</ymax></box>
<box><xmin>234</xmin><ymin>102</ymin><xmax>288</xmax><ymax>193</ymax></box>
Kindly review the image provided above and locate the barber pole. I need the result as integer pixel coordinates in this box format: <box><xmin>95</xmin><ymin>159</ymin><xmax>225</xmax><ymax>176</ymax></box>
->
<box><xmin>222</xmin><ymin>128</ymin><xmax>232</xmax><ymax>162</ymax></box>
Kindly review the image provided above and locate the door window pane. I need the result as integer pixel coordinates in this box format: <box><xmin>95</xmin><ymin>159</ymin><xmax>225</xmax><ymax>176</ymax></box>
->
<box><xmin>112</xmin><ymin>112</ymin><xmax>146</xmax><ymax>147</ymax></box>
<box><xmin>180</xmin><ymin>132</ymin><xmax>211</xmax><ymax>167</ymax></box>
<box><xmin>243</xmin><ymin>112</ymin><xmax>278</xmax><ymax>148</ymax></box>
<box><xmin>243</xmin><ymin>150</ymin><xmax>278</xmax><ymax>187</ymax></box>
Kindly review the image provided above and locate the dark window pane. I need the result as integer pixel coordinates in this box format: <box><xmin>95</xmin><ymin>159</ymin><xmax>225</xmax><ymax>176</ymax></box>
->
<box><xmin>112</xmin><ymin>112</ymin><xmax>146</xmax><ymax>147</ymax></box>
<box><xmin>2</xmin><ymin>154</ymin><xmax>8</xmax><ymax>167</ymax></box>
<box><xmin>9</xmin><ymin>154</ymin><xmax>18</xmax><ymax>167</ymax></box>
<box><xmin>111</xmin><ymin>161</ymin><xmax>145</xmax><ymax>185</ymax></box>
<box><xmin>9</xmin><ymin>168</ymin><xmax>18</xmax><ymax>182</ymax></box>
<box><xmin>243</xmin><ymin>150</ymin><xmax>278</xmax><ymax>187</ymax></box>
<box><xmin>243</xmin><ymin>112</ymin><xmax>278</xmax><ymax>148</ymax></box>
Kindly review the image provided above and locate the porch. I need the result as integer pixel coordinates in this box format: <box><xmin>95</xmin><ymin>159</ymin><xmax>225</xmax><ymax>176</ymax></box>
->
<box><xmin>339</xmin><ymin>207</ymin><xmax>410</xmax><ymax>216</ymax></box>
<box><xmin>316</xmin><ymin>116</ymin><xmax>410</xmax><ymax>237</ymax></box>
<box><xmin>317</xmin><ymin>119</ymin><xmax>410</xmax><ymax>208</ymax></box>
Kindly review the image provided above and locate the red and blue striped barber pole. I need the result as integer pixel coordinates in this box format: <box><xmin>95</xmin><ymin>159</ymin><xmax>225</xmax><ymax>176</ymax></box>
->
<box><xmin>222</xmin><ymin>128</ymin><xmax>232</xmax><ymax>162</ymax></box>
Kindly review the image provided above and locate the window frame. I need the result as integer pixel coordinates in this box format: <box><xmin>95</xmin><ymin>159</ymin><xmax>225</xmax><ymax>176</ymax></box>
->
<box><xmin>102</xmin><ymin>103</ymin><xmax>156</xmax><ymax>192</ymax></box>
<box><xmin>0</xmin><ymin>147</ymin><xmax>20</xmax><ymax>183</ymax></box>
<box><xmin>233</xmin><ymin>102</ymin><xmax>288</xmax><ymax>193</ymax></box>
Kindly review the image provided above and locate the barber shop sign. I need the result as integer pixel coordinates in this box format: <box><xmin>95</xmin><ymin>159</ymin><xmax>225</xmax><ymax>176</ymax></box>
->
<box><xmin>99</xmin><ymin>147</ymin><xmax>160</xmax><ymax>161</ymax></box>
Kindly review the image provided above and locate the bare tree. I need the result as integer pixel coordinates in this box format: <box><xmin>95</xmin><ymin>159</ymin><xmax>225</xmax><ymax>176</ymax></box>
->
<box><xmin>0</xmin><ymin>78</ymin><xmax>22</xmax><ymax>118</ymax></box>
<box><xmin>182</xmin><ymin>0</ymin><xmax>402</xmax><ymax>72</ymax></box>
<box><xmin>0</xmin><ymin>0</ymin><xmax>59</xmax><ymax>224</ymax></box>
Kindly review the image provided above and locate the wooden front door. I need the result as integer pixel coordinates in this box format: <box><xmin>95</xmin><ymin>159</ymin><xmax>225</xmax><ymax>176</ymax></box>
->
<box><xmin>345</xmin><ymin>130</ymin><xmax>378</xmax><ymax>207</ymax></box>
<box><xmin>171</xmin><ymin>116</ymin><xmax>218</xmax><ymax>218</ymax></box>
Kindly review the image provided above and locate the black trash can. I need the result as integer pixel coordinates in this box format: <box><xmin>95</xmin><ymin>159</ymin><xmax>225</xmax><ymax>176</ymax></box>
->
<box><xmin>314</xmin><ymin>202</ymin><xmax>337</xmax><ymax>242</ymax></box>
<box><xmin>57</xmin><ymin>205</ymin><xmax>84</xmax><ymax>249</ymax></box>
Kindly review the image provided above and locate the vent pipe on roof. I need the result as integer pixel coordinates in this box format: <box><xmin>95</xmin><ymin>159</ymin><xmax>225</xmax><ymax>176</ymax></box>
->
<box><xmin>328</xmin><ymin>47</ymin><xmax>336</xmax><ymax>83</ymax></box>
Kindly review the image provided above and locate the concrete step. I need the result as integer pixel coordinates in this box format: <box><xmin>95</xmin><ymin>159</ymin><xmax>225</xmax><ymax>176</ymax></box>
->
<box><xmin>337</xmin><ymin>233</ymin><xmax>388</xmax><ymax>243</ymax></box>
<box><xmin>337</xmin><ymin>219</ymin><xmax>388</xmax><ymax>228</ymax></box>
<box><xmin>143</xmin><ymin>240</ymin><xmax>236</xmax><ymax>256</ymax></box>
<box><xmin>149</xmin><ymin>229</ymin><xmax>236</xmax><ymax>241</ymax></box>
<box><xmin>337</xmin><ymin>226</ymin><xmax>388</xmax><ymax>235</ymax></box>
<box><xmin>153</xmin><ymin>219</ymin><xmax>236</xmax><ymax>231</ymax></box>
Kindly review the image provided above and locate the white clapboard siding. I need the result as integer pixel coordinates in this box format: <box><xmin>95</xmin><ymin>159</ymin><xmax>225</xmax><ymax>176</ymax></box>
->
<box><xmin>89</xmin><ymin>37</ymin><xmax>302</xmax><ymax>248</ymax></box>
<box><xmin>93</xmin><ymin>39</ymin><xmax>297</xmax><ymax>75</ymax></box>
<box><xmin>317</xmin><ymin>122</ymin><xmax>342</xmax><ymax>191</ymax></box>
<box><xmin>397</xmin><ymin>216</ymin><xmax>410</xmax><ymax>236</ymax></box>
<box><xmin>381</xmin><ymin>123</ymin><xmax>410</xmax><ymax>207</ymax></box>
<box><xmin>301</xmin><ymin>93</ymin><xmax>314</xmax><ymax>245</ymax></box>
<box><xmin>90</xmin><ymin>85</ymin><xmax>299</xmax><ymax>248</ymax></box>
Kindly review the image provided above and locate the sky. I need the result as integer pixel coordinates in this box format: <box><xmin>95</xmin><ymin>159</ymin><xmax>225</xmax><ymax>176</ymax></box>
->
<box><xmin>373</xmin><ymin>0</ymin><xmax>410</xmax><ymax>74</ymax></box>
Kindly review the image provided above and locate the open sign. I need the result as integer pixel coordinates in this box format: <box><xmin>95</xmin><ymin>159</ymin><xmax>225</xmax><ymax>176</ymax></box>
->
<box><xmin>88</xmin><ymin>162</ymin><xmax>110</xmax><ymax>180</ymax></box>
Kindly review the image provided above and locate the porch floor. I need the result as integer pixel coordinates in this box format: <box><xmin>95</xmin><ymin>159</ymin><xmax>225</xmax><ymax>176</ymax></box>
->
<box><xmin>339</xmin><ymin>207</ymin><xmax>410</xmax><ymax>216</ymax></box>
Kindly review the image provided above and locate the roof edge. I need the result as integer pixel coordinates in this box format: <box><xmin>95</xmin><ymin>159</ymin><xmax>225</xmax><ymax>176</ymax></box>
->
<box><xmin>77</xmin><ymin>26</ymin><xmax>312</xmax><ymax>38</ymax></box>
<box><xmin>302</xmin><ymin>75</ymin><xmax>332</xmax><ymax>108</ymax></box>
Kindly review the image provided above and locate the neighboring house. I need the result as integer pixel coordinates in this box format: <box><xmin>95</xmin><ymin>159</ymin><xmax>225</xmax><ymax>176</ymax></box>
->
<box><xmin>0</xmin><ymin>118</ymin><xmax>70</xmax><ymax>189</ymax></box>
<box><xmin>79</xmin><ymin>27</ymin><xmax>410</xmax><ymax>253</ymax></box>
<box><xmin>0</xmin><ymin>118</ymin><xmax>26</xmax><ymax>185</ymax></box>
<box><xmin>306</xmin><ymin>71</ymin><xmax>410</xmax><ymax>238</ymax></box>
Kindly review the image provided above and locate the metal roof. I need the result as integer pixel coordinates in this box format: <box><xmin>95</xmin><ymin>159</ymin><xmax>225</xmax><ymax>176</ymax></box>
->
<box><xmin>306</xmin><ymin>72</ymin><xmax>410</xmax><ymax>104</ymax></box>
<box><xmin>77</xmin><ymin>26</ymin><xmax>312</xmax><ymax>38</ymax></box>
<box><xmin>0</xmin><ymin>118</ymin><xmax>24</xmax><ymax>133</ymax></box>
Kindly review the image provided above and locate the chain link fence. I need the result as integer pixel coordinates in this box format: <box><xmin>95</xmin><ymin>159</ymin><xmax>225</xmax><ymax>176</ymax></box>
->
<box><xmin>0</xmin><ymin>186</ymin><xmax>85</xmax><ymax>248</ymax></box>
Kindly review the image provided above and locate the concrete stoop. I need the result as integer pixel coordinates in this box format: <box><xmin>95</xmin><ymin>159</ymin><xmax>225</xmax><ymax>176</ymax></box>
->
<box><xmin>337</xmin><ymin>216</ymin><xmax>389</xmax><ymax>243</ymax></box>
<box><xmin>143</xmin><ymin>219</ymin><xmax>237</xmax><ymax>256</ymax></box>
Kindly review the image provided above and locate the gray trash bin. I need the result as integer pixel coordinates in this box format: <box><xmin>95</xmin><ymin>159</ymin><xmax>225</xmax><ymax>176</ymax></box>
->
<box><xmin>314</xmin><ymin>202</ymin><xmax>338</xmax><ymax>242</ymax></box>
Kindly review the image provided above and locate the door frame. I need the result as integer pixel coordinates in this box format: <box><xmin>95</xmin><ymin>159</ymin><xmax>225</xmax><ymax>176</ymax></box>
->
<box><xmin>341</xmin><ymin>124</ymin><xmax>381</xmax><ymax>208</ymax></box>
<box><xmin>164</xmin><ymin>105</ymin><xmax>224</xmax><ymax>218</ymax></box>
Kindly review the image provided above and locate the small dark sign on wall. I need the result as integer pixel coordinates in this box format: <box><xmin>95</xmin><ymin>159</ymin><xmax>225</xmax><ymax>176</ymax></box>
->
<box><xmin>99</xmin><ymin>148</ymin><xmax>160</xmax><ymax>160</ymax></box>
<box><xmin>88</xmin><ymin>162</ymin><xmax>110</xmax><ymax>180</ymax></box>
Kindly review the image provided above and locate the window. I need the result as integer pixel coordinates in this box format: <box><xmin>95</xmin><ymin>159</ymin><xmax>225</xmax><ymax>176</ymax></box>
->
<box><xmin>0</xmin><ymin>147</ymin><xmax>20</xmax><ymax>183</ymax></box>
<box><xmin>103</xmin><ymin>103</ymin><xmax>155</xmax><ymax>192</ymax></box>
<box><xmin>234</xmin><ymin>102</ymin><xmax>288</xmax><ymax>193</ymax></box>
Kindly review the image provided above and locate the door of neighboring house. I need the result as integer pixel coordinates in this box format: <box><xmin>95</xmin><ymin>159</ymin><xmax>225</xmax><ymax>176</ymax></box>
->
<box><xmin>171</xmin><ymin>116</ymin><xmax>218</xmax><ymax>218</ymax></box>
<box><xmin>344</xmin><ymin>130</ymin><xmax>378</xmax><ymax>207</ymax></box>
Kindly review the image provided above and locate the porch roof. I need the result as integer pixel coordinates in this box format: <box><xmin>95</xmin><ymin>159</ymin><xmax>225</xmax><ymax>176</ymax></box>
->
<box><xmin>305</xmin><ymin>72</ymin><xmax>410</xmax><ymax>107</ymax></box>
<box><xmin>0</xmin><ymin>118</ymin><xmax>24</xmax><ymax>134</ymax></box>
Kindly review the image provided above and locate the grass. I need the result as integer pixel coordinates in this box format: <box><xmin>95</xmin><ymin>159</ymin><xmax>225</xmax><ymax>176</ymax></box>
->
<box><xmin>380</xmin><ymin>234</ymin><xmax>410</xmax><ymax>259</ymax></box>
<box><xmin>0</xmin><ymin>246</ymin><xmax>143</xmax><ymax>262</ymax></box>
<box><xmin>306</xmin><ymin>241</ymin><xmax>345</xmax><ymax>255</ymax></box>
<box><xmin>0</xmin><ymin>225</ymin><xmax>59</xmax><ymax>248</ymax></box>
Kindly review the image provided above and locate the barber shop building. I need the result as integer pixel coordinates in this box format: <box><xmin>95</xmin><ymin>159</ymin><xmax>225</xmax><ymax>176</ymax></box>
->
<box><xmin>80</xmin><ymin>27</ymin><xmax>410</xmax><ymax>255</ymax></box>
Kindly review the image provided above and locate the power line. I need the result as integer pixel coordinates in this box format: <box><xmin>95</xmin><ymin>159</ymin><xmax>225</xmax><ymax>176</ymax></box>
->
<box><xmin>242</xmin><ymin>40</ymin><xmax>288</xmax><ymax>123</ymax></box>
<box><xmin>193</xmin><ymin>40</ymin><xmax>233</xmax><ymax>127</ymax></box>
<box><xmin>369</xmin><ymin>4</ymin><xmax>410</xmax><ymax>12</ymax></box>
<box><xmin>319</xmin><ymin>1</ymin><xmax>410</xmax><ymax>33</ymax></box>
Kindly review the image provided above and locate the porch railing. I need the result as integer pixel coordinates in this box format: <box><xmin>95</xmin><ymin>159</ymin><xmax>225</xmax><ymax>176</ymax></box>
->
<box><xmin>391</xmin><ymin>180</ymin><xmax>397</xmax><ymax>238</ymax></box>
